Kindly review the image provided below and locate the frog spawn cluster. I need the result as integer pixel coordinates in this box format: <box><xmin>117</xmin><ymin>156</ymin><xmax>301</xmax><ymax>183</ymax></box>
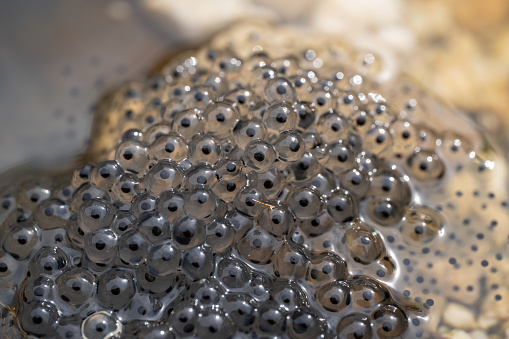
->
<box><xmin>0</xmin><ymin>46</ymin><xmax>476</xmax><ymax>339</ymax></box>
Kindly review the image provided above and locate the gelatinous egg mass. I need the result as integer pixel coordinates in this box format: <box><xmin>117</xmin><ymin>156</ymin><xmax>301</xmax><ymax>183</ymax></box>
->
<box><xmin>0</xmin><ymin>23</ymin><xmax>508</xmax><ymax>339</ymax></box>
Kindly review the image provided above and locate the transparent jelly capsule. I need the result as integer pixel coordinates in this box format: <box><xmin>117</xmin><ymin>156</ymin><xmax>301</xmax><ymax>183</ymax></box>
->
<box><xmin>71</xmin><ymin>163</ymin><xmax>93</xmax><ymax>189</ymax></box>
<box><xmin>135</xmin><ymin>264</ymin><xmax>177</xmax><ymax>295</ymax></box>
<box><xmin>2</xmin><ymin>221</ymin><xmax>39</xmax><ymax>260</ymax></box>
<box><xmin>20</xmin><ymin>300</ymin><xmax>59</xmax><ymax>337</ymax></box>
<box><xmin>349</xmin><ymin>108</ymin><xmax>375</xmax><ymax>134</ymax></box>
<box><xmin>271</xmin><ymin>56</ymin><xmax>300</xmax><ymax>76</ymax></box>
<box><xmin>233</xmin><ymin>119</ymin><xmax>267</xmax><ymax>150</ymax></box>
<box><xmin>111</xmin><ymin>173</ymin><xmax>143</xmax><ymax>203</ymax></box>
<box><xmin>183</xmin><ymin>85</ymin><xmax>214</xmax><ymax>111</ymax></box>
<box><xmin>192</xmin><ymin>70</ymin><xmax>228</xmax><ymax>95</ymax></box>
<box><xmin>123</xmin><ymin>292</ymin><xmax>163</xmax><ymax>321</ymax></box>
<box><xmin>216</xmin><ymin>257</ymin><xmax>251</xmax><ymax>289</ymax></box>
<box><xmin>84</xmin><ymin>228</ymin><xmax>118</xmax><ymax>264</ymax></box>
<box><xmin>67</xmin><ymin>214</ymin><xmax>86</xmax><ymax>248</ymax></box>
<box><xmin>233</xmin><ymin>186</ymin><xmax>268</xmax><ymax>217</ymax></box>
<box><xmin>69</xmin><ymin>183</ymin><xmax>109</xmax><ymax>213</ymax></box>
<box><xmin>290</xmin><ymin>75</ymin><xmax>313</xmax><ymax>101</ymax></box>
<box><xmin>390</xmin><ymin>119</ymin><xmax>419</xmax><ymax>157</ymax></box>
<box><xmin>17</xmin><ymin>178</ymin><xmax>53</xmax><ymax>213</ymax></box>
<box><xmin>313</xmin><ymin>87</ymin><xmax>338</xmax><ymax>112</ymax></box>
<box><xmin>143</xmin><ymin>160</ymin><xmax>183</xmax><ymax>196</ymax></box>
<box><xmin>367</xmin><ymin>166</ymin><xmax>412</xmax><ymax>205</ymax></box>
<box><xmin>365</xmin><ymin>197</ymin><xmax>404</xmax><ymax>227</ymax></box>
<box><xmin>226</xmin><ymin>210</ymin><xmax>254</xmax><ymax>242</ymax></box>
<box><xmin>33</xmin><ymin>199</ymin><xmax>71</xmax><ymax>230</ymax></box>
<box><xmin>300</xmin><ymin>211</ymin><xmax>335</xmax><ymax>238</ymax></box>
<box><xmin>287</xmin><ymin>186</ymin><xmax>323</xmax><ymax>220</ymax></box>
<box><xmin>183</xmin><ymin>163</ymin><xmax>218</xmax><ymax>190</ymax></box>
<box><xmin>316</xmin><ymin>280</ymin><xmax>352</xmax><ymax>313</ymax></box>
<box><xmin>273</xmin><ymin>240</ymin><xmax>309</xmax><ymax>279</ymax></box>
<box><xmin>156</xmin><ymin>189</ymin><xmax>185</xmax><ymax>222</ymax></box>
<box><xmin>286</xmin><ymin>151</ymin><xmax>320</xmax><ymax>182</ymax></box>
<box><xmin>115</xmin><ymin>139</ymin><xmax>149</xmax><ymax>174</ymax></box>
<box><xmin>118</xmin><ymin>230</ymin><xmax>148</xmax><ymax>266</ymax></box>
<box><xmin>270</xmin><ymin>280</ymin><xmax>306</xmax><ymax>312</ymax></box>
<box><xmin>172</xmin><ymin>109</ymin><xmax>204</xmax><ymax>140</ymax></box>
<box><xmin>256</xmin><ymin>301</ymin><xmax>287</xmax><ymax>334</ymax></box>
<box><xmin>243</xmin><ymin>139</ymin><xmax>277</xmax><ymax>172</ymax></box>
<box><xmin>326</xmin><ymin>189</ymin><xmax>358</xmax><ymax>224</ymax></box>
<box><xmin>203</xmin><ymin>101</ymin><xmax>240</xmax><ymax>137</ymax></box>
<box><xmin>77</xmin><ymin>198</ymin><xmax>117</xmax><ymax>234</ymax></box>
<box><xmin>416</xmin><ymin>124</ymin><xmax>438</xmax><ymax>150</ymax></box>
<box><xmin>137</xmin><ymin>211</ymin><xmax>171</xmax><ymax>244</ymax></box>
<box><xmin>56</xmin><ymin>267</ymin><xmax>96</xmax><ymax>306</ymax></box>
<box><xmin>24</xmin><ymin>276</ymin><xmax>54</xmax><ymax>302</ymax></box>
<box><xmin>82</xmin><ymin>311</ymin><xmax>122</xmax><ymax>339</ymax></box>
<box><xmin>205</xmin><ymin>219</ymin><xmax>235</xmax><ymax>252</ymax></box>
<box><xmin>407</xmin><ymin>149</ymin><xmax>446</xmax><ymax>182</ymax></box>
<box><xmin>306</xmin><ymin>252</ymin><xmax>348</xmax><ymax>284</ymax></box>
<box><xmin>350</xmin><ymin>276</ymin><xmax>389</xmax><ymax>309</ymax></box>
<box><xmin>401</xmin><ymin>205</ymin><xmax>444</xmax><ymax>246</ymax></box>
<box><xmin>113</xmin><ymin>211</ymin><xmax>136</xmax><ymax>236</ymax></box>
<box><xmin>249</xmin><ymin>65</ymin><xmax>276</xmax><ymax>93</ymax></box>
<box><xmin>316</xmin><ymin>110</ymin><xmax>350</xmax><ymax>144</ymax></box>
<box><xmin>248</xmin><ymin>168</ymin><xmax>285</xmax><ymax>200</ymax></box>
<box><xmin>0</xmin><ymin>251</ymin><xmax>16</xmax><ymax>278</ymax></box>
<box><xmin>188</xmin><ymin>278</ymin><xmax>223</xmax><ymax>307</ymax></box>
<box><xmin>121</xmin><ymin>128</ymin><xmax>144</xmax><ymax>143</ymax></box>
<box><xmin>188</xmin><ymin>133</ymin><xmax>222</xmax><ymax>164</ymax></box>
<box><xmin>197</xmin><ymin>309</ymin><xmax>234</xmax><ymax>339</ymax></box>
<box><xmin>167</xmin><ymin>304</ymin><xmax>199</xmax><ymax>336</ymax></box>
<box><xmin>146</xmin><ymin>240</ymin><xmax>181</xmax><ymax>276</ymax></box>
<box><xmin>264</xmin><ymin>77</ymin><xmax>296</xmax><ymax>103</ymax></box>
<box><xmin>225</xmin><ymin>88</ymin><xmax>255</xmax><ymax>118</ymax></box>
<box><xmin>181</xmin><ymin>245</ymin><xmax>214</xmax><ymax>280</ymax></box>
<box><xmin>131</xmin><ymin>192</ymin><xmax>157</xmax><ymax>218</ymax></box>
<box><xmin>437</xmin><ymin>131</ymin><xmax>473</xmax><ymax>165</ymax></box>
<box><xmin>343</xmin><ymin>220</ymin><xmax>385</xmax><ymax>264</ymax></box>
<box><xmin>162</xmin><ymin>99</ymin><xmax>186</xmax><ymax>122</ymax></box>
<box><xmin>28</xmin><ymin>246</ymin><xmax>69</xmax><ymax>277</ymax></box>
<box><xmin>294</xmin><ymin>101</ymin><xmax>316</xmax><ymax>131</ymax></box>
<box><xmin>340</xmin><ymin>167</ymin><xmax>371</xmax><ymax>198</ymax></box>
<box><xmin>223</xmin><ymin>294</ymin><xmax>256</xmax><ymax>330</ymax></box>
<box><xmin>356</xmin><ymin>151</ymin><xmax>378</xmax><ymax>175</ymax></box>
<box><xmin>257</xmin><ymin>203</ymin><xmax>295</xmax><ymax>239</ymax></box>
<box><xmin>150</xmin><ymin>133</ymin><xmax>188</xmax><ymax>162</ymax></box>
<box><xmin>247</xmin><ymin>272</ymin><xmax>272</xmax><ymax>302</ymax></box>
<box><xmin>183</xmin><ymin>187</ymin><xmax>218</xmax><ymax>219</ymax></box>
<box><xmin>96</xmin><ymin>269</ymin><xmax>136</xmax><ymax>310</ymax></box>
<box><xmin>171</xmin><ymin>215</ymin><xmax>205</xmax><ymax>249</ymax></box>
<box><xmin>324</xmin><ymin>141</ymin><xmax>356</xmax><ymax>174</ymax></box>
<box><xmin>90</xmin><ymin>160</ymin><xmax>124</xmax><ymax>191</ymax></box>
<box><xmin>237</xmin><ymin>226</ymin><xmax>277</xmax><ymax>265</ymax></box>
<box><xmin>288</xmin><ymin>307</ymin><xmax>328</xmax><ymax>339</ymax></box>
<box><xmin>336</xmin><ymin>313</ymin><xmax>373</xmax><ymax>339</ymax></box>
<box><xmin>372</xmin><ymin>304</ymin><xmax>408</xmax><ymax>338</ymax></box>
<box><xmin>364</xmin><ymin>126</ymin><xmax>393</xmax><ymax>157</ymax></box>
<box><xmin>211</xmin><ymin>173</ymin><xmax>247</xmax><ymax>203</ymax></box>
<box><xmin>262</xmin><ymin>101</ymin><xmax>297</xmax><ymax>137</ymax></box>
<box><xmin>274</xmin><ymin>130</ymin><xmax>305</xmax><ymax>162</ymax></box>
<box><xmin>367</xmin><ymin>102</ymin><xmax>395</xmax><ymax>127</ymax></box>
<box><xmin>143</xmin><ymin>122</ymin><xmax>172</xmax><ymax>144</ymax></box>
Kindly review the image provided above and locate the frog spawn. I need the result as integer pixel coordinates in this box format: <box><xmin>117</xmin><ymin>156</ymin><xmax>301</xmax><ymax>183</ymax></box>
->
<box><xmin>0</xmin><ymin>30</ymin><xmax>507</xmax><ymax>339</ymax></box>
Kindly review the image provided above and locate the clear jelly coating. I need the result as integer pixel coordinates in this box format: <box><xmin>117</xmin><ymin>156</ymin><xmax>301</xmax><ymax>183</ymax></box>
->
<box><xmin>0</xmin><ymin>23</ymin><xmax>508</xmax><ymax>339</ymax></box>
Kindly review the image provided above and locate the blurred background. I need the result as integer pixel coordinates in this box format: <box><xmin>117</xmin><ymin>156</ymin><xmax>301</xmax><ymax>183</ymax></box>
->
<box><xmin>0</xmin><ymin>0</ymin><xmax>508</xmax><ymax>173</ymax></box>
